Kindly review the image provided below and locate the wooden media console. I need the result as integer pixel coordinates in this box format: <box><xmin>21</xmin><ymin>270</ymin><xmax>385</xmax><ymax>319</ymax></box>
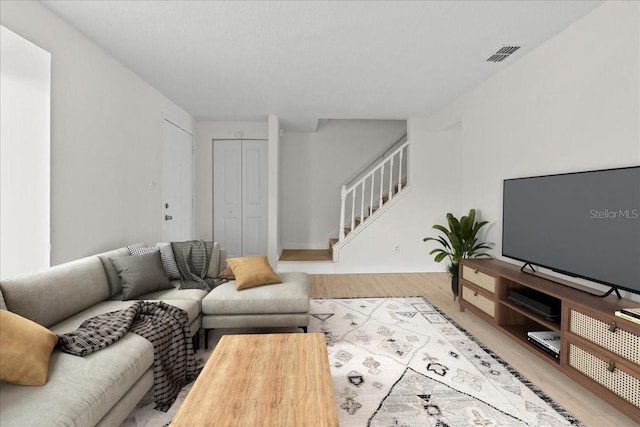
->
<box><xmin>459</xmin><ymin>258</ymin><xmax>640</xmax><ymax>422</ymax></box>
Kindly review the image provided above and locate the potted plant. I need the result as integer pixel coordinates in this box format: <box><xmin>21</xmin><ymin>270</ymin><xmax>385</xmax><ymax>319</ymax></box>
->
<box><xmin>423</xmin><ymin>209</ymin><xmax>492</xmax><ymax>300</ymax></box>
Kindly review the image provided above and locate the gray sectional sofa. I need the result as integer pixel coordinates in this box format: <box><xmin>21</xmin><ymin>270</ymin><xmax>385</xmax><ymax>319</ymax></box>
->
<box><xmin>0</xmin><ymin>244</ymin><xmax>310</xmax><ymax>427</ymax></box>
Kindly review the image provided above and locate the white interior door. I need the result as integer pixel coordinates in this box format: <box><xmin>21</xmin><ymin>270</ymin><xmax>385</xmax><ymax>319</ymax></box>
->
<box><xmin>162</xmin><ymin>119</ymin><xmax>194</xmax><ymax>242</ymax></box>
<box><xmin>213</xmin><ymin>139</ymin><xmax>268</xmax><ymax>257</ymax></box>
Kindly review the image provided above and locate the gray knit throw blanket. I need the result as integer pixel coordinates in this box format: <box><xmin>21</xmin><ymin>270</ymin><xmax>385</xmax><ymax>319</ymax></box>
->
<box><xmin>171</xmin><ymin>240</ymin><xmax>219</xmax><ymax>291</ymax></box>
<box><xmin>57</xmin><ymin>301</ymin><xmax>198</xmax><ymax>411</ymax></box>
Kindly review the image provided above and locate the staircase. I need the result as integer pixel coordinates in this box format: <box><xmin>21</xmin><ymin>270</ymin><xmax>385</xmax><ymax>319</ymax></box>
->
<box><xmin>331</xmin><ymin>137</ymin><xmax>410</xmax><ymax>259</ymax></box>
<box><xmin>279</xmin><ymin>135</ymin><xmax>410</xmax><ymax>266</ymax></box>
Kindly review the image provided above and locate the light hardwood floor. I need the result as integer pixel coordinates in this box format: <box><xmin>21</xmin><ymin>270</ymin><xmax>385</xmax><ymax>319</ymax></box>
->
<box><xmin>280</xmin><ymin>249</ymin><xmax>332</xmax><ymax>262</ymax></box>
<box><xmin>310</xmin><ymin>272</ymin><xmax>638</xmax><ymax>427</ymax></box>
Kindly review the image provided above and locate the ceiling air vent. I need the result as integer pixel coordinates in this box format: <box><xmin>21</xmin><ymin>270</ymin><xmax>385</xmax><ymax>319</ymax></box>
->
<box><xmin>486</xmin><ymin>46</ymin><xmax>520</xmax><ymax>63</ymax></box>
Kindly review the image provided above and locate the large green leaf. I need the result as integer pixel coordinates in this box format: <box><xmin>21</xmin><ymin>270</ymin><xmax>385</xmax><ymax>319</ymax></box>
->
<box><xmin>434</xmin><ymin>252</ymin><xmax>449</xmax><ymax>263</ymax></box>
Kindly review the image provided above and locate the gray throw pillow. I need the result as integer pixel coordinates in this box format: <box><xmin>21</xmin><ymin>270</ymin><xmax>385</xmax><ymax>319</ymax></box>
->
<box><xmin>111</xmin><ymin>251</ymin><xmax>173</xmax><ymax>300</ymax></box>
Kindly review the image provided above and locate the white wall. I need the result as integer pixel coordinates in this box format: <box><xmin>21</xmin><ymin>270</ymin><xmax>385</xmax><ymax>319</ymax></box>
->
<box><xmin>330</xmin><ymin>1</ymin><xmax>639</xmax><ymax>284</ymax></box>
<box><xmin>332</xmin><ymin>120</ymin><xmax>463</xmax><ymax>273</ymax></box>
<box><xmin>453</xmin><ymin>0</ymin><xmax>640</xmax><ymax>298</ymax></box>
<box><xmin>455</xmin><ymin>0</ymin><xmax>639</xmax><ymax>253</ymax></box>
<box><xmin>0</xmin><ymin>1</ymin><xmax>195</xmax><ymax>265</ymax></box>
<box><xmin>0</xmin><ymin>26</ymin><xmax>50</xmax><ymax>279</ymax></box>
<box><xmin>268</xmin><ymin>115</ymin><xmax>281</xmax><ymax>266</ymax></box>
<box><xmin>194</xmin><ymin>121</ymin><xmax>268</xmax><ymax>242</ymax></box>
<box><xmin>281</xmin><ymin>119</ymin><xmax>406</xmax><ymax>249</ymax></box>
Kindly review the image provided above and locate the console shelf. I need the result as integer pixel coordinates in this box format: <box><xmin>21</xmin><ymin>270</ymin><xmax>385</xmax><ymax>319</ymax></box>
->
<box><xmin>459</xmin><ymin>259</ymin><xmax>640</xmax><ymax>423</ymax></box>
<box><xmin>499</xmin><ymin>299</ymin><xmax>560</xmax><ymax>332</ymax></box>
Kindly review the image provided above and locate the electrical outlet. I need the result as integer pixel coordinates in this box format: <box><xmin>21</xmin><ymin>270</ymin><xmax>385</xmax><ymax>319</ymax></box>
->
<box><xmin>394</xmin><ymin>245</ymin><xmax>400</xmax><ymax>253</ymax></box>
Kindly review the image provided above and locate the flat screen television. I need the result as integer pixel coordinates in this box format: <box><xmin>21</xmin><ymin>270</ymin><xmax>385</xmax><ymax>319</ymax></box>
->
<box><xmin>502</xmin><ymin>166</ymin><xmax>640</xmax><ymax>297</ymax></box>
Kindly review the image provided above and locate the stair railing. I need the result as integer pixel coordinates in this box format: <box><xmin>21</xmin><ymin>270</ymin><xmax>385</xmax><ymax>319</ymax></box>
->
<box><xmin>343</xmin><ymin>133</ymin><xmax>407</xmax><ymax>189</ymax></box>
<box><xmin>339</xmin><ymin>140</ymin><xmax>409</xmax><ymax>241</ymax></box>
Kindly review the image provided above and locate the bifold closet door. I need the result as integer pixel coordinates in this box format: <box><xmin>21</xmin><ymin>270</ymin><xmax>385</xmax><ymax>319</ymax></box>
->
<box><xmin>241</xmin><ymin>140</ymin><xmax>268</xmax><ymax>257</ymax></box>
<box><xmin>213</xmin><ymin>140</ymin><xmax>268</xmax><ymax>258</ymax></box>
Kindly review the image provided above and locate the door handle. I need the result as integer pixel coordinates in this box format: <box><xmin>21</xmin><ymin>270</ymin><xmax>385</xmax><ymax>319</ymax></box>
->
<box><xmin>165</xmin><ymin>215</ymin><xmax>173</xmax><ymax>221</ymax></box>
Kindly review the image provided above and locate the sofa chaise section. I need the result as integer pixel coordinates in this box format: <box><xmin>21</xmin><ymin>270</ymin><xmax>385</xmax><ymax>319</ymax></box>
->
<box><xmin>201</xmin><ymin>271</ymin><xmax>310</xmax><ymax>348</ymax></box>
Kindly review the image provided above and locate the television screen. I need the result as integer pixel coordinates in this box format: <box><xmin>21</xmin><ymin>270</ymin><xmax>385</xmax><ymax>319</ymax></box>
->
<box><xmin>502</xmin><ymin>166</ymin><xmax>640</xmax><ymax>295</ymax></box>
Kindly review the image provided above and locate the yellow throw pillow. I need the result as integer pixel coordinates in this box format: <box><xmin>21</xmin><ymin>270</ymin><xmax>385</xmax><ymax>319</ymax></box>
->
<box><xmin>226</xmin><ymin>256</ymin><xmax>281</xmax><ymax>290</ymax></box>
<box><xmin>0</xmin><ymin>309</ymin><xmax>58</xmax><ymax>386</ymax></box>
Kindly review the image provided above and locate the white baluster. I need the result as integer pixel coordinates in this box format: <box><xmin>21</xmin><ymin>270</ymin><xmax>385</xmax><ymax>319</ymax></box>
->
<box><xmin>398</xmin><ymin>149</ymin><xmax>404</xmax><ymax>192</ymax></box>
<box><xmin>378</xmin><ymin>165</ymin><xmax>383</xmax><ymax>207</ymax></box>
<box><xmin>350</xmin><ymin>190</ymin><xmax>356</xmax><ymax>232</ymax></box>
<box><xmin>369</xmin><ymin>174</ymin><xmax>374</xmax><ymax>216</ymax></box>
<box><xmin>388</xmin><ymin>157</ymin><xmax>394</xmax><ymax>201</ymax></box>
<box><xmin>339</xmin><ymin>185</ymin><xmax>347</xmax><ymax>241</ymax></box>
<box><xmin>360</xmin><ymin>181</ymin><xmax>365</xmax><ymax>226</ymax></box>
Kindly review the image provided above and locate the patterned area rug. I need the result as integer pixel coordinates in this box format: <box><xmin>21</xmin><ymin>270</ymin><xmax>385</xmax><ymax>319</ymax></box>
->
<box><xmin>311</xmin><ymin>297</ymin><xmax>583</xmax><ymax>426</ymax></box>
<box><xmin>122</xmin><ymin>296</ymin><xmax>583</xmax><ymax>426</ymax></box>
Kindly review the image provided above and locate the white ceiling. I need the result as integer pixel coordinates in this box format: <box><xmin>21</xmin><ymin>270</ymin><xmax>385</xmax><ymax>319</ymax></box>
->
<box><xmin>42</xmin><ymin>0</ymin><xmax>603</xmax><ymax>131</ymax></box>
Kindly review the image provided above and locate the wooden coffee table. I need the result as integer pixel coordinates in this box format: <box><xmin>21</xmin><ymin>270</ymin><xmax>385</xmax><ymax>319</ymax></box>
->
<box><xmin>171</xmin><ymin>333</ymin><xmax>339</xmax><ymax>426</ymax></box>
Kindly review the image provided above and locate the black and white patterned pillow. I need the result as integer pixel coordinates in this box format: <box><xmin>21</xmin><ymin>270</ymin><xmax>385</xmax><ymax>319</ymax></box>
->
<box><xmin>127</xmin><ymin>245</ymin><xmax>159</xmax><ymax>256</ymax></box>
<box><xmin>156</xmin><ymin>243</ymin><xmax>181</xmax><ymax>280</ymax></box>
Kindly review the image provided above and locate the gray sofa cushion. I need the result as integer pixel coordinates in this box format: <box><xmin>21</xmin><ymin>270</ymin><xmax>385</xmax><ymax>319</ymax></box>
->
<box><xmin>0</xmin><ymin>333</ymin><xmax>153</xmax><ymax>427</ymax></box>
<box><xmin>95</xmin><ymin>370</ymin><xmax>154</xmax><ymax>427</ymax></box>
<box><xmin>111</xmin><ymin>252</ymin><xmax>172</xmax><ymax>300</ymax></box>
<box><xmin>142</xmin><ymin>282</ymin><xmax>208</xmax><ymax>311</ymax></box>
<box><xmin>201</xmin><ymin>312</ymin><xmax>309</xmax><ymax>330</ymax></box>
<box><xmin>202</xmin><ymin>271</ymin><xmax>309</xmax><ymax>315</ymax></box>
<box><xmin>0</xmin><ymin>256</ymin><xmax>111</xmax><ymax>327</ymax></box>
